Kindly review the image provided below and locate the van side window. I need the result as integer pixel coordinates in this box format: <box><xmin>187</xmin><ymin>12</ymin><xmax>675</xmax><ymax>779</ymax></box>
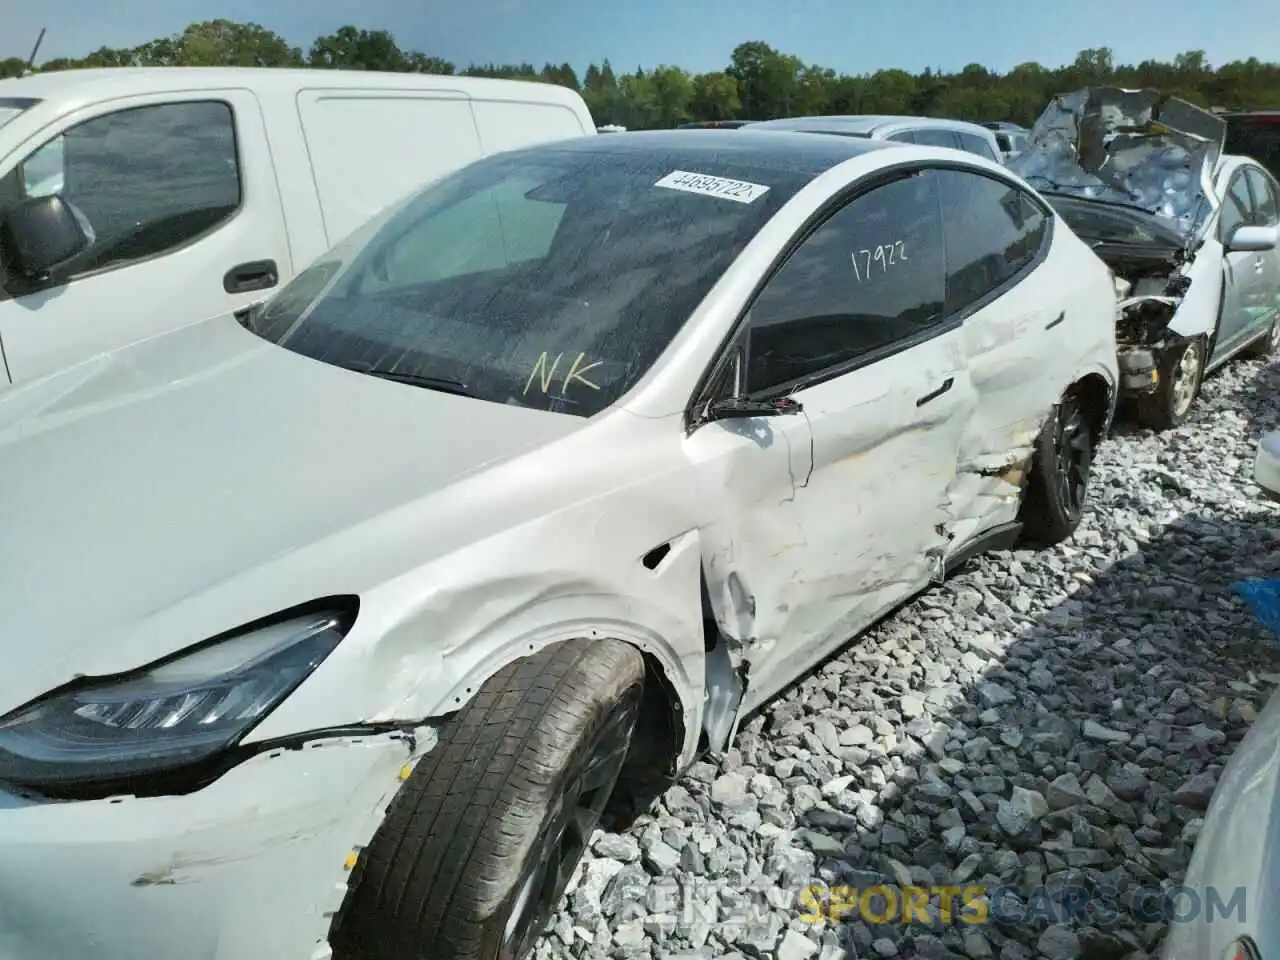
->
<box><xmin>745</xmin><ymin>170</ymin><xmax>946</xmax><ymax>393</ymax></box>
<box><xmin>2</xmin><ymin>101</ymin><xmax>240</xmax><ymax>284</ymax></box>
<box><xmin>936</xmin><ymin>168</ymin><xmax>1048</xmax><ymax>316</ymax></box>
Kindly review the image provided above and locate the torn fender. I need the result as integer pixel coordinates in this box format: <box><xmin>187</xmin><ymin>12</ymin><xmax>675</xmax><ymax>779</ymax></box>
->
<box><xmin>0</xmin><ymin>728</ymin><xmax>435</xmax><ymax>960</ymax></box>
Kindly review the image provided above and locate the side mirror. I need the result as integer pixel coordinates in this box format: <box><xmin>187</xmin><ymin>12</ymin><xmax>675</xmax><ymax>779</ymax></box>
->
<box><xmin>1226</xmin><ymin>224</ymin><xmax>1279</xmax><ymax>253</ymax></box>
<box><xmin>0</xmin><ymin>194</ymin><xmax>90</xmax><ymax>281</ymax></box>
<box><xmin>707</xmin><ymin>395</ymin><xmax>804</xmax><ymax>420</ymax></box>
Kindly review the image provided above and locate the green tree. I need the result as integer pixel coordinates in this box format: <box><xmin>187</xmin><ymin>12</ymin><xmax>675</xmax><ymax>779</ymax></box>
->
<box><xmin>690</xmin><ymin>71</ymin><xmax>741</xmax><ymax>121</ymax></box>
<box><xmin>171</xmin><ymin>20</ymin><xmax>302</xmax><ymax>67</ymax></box>
<box><xmin>308</xmin><ymin>26</ymin><xmax>407</xmax><ymax>71</ymax></box>
<box><xmin>23</xmin><ymin>23</ymin><xmax>1280</xmax><ymax>124</ymax></box>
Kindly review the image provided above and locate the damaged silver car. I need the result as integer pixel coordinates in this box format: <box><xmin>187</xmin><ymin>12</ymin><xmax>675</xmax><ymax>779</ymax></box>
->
<box><xmin>1010</xmin><ymin>87</ymin><xmax>1280</xmax><ymax>428</ymax></box>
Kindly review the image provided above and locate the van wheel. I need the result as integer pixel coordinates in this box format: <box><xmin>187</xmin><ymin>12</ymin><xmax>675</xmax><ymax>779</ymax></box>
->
<box><xmin>1019</xmin><ymin>392</ymin><xmax>1093</xmax><ymax>546</ymax></box>
<box><xmin>1136</xmin><ymin>338</ymin><xmax>1204</xmax><ymax>429</ymax></box>
<box><xmin>329</xmin><ymin>637</ymin><xmax>646</xmax><ymax>960</ymax></box>
<box><xmin>1245</xmin><ymin>316</ymin><xmax>1280</xmax><ymax>358</ymax></box>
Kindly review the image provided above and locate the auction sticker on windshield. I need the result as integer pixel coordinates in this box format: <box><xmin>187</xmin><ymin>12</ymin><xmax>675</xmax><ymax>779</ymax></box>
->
<box><xmin>654</xmin><ymin>170</ymin><xmax>771</xmax><ymax>204</ymax></box>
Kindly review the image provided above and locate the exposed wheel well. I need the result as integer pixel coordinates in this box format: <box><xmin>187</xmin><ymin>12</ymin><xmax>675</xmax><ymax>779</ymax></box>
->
<box><xmin>604</xmin><ymin>647</ymin><xmax>685</xmax><ymax>830</ymax></box>
<box><xmin>1072</xmin><ymin>372</ymin><xmax>1114</xmax><ymax>443</ymax></box>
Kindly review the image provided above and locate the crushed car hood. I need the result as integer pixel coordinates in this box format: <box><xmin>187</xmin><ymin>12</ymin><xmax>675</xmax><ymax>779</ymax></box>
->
<box><xmin>1008</xmin><ymin>87</ymin><xmax>1226</xmax><ymax>243</ymax></box>
<box><xmin>0</xmin><ymin>316</ymin><xmax>586</xmax><ymax>707</ymax></box>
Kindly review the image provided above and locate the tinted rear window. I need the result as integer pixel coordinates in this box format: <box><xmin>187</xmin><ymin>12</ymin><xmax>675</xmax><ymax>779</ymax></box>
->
<box><xmin>249</xmin><ymin>147</ymin><xmax>810</xmax><ymax>417</ymax></box>
<box><xmin>1225</xmin><ymin>116</ymin><xmax>1280</xmax><ymax>178</ymax></box>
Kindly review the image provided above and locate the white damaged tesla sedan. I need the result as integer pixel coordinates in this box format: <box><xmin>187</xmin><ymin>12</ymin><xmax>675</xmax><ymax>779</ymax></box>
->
<box><xmin>0</xmin><ymin>130</ymin><xmax>1119</xmax><ymax>960</ymax></box>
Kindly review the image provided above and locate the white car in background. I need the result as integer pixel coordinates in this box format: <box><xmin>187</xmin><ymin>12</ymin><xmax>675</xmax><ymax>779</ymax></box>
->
<box><xmin>744</xmin><ymin>114</ymin><xmax>1004</xmax><ymax>163</ymax></box>
<box><xmin>1256</xmin><ymin>430</ymin><xmax>1280</xmax><ymax>498</ymax></box>
<box><xmin>0</xmin><ymin>130</ymin><xmax>1118</xmax><ymax>960</ymax></box>
<box><xmin>1010</xmin><ymin>87</ymin><xmax>1280</xmax><ymax>428</ymax></box>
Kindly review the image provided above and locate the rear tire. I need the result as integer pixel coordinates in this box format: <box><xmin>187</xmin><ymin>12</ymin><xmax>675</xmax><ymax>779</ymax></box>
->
<box><xmin>329</xmin><ymin>637</ymin><xmax>646</xmax><ymax>960</ymax></box>
<box><xmin>1135</xmin><ymin>338</ymin><xmax>1204</xmax><ymax>430</ymax></box>
<box><xmin>1244</xmin><ymin>315</ymin><xmax>1280</xmax><ymax>359</ymax></box>
<box><xmin>1019</xmin><ymin>392</ymin><xmax>1094</xmax><ymax>546</ymax></box>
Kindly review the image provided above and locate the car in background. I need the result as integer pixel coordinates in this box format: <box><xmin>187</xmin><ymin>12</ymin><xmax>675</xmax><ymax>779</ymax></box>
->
<box><xmin>1158</xmin><ymin>677</ymin><xmax>1280</xmax><ymax>960</ymax></box>
<box><xmin>677</xmin><ymin>119</ymin><xmax>754</xmax><ymax>129</ymax></box>
<box><xmin>743</xmin><ymin>114</ymin><xmax>1003</xmax><ymax>162</ymax></box>
<box><xmin>1256</xmin><ymin>430</ymin><xmax>1280</xmax><ymax>499</ymax></box>
<box><xmin>982</xmin><ymin>121</ymin><xmax>1030</xmax><ymax>162</ymax></box>
<box><xmin>1222</xmin><ymin>109</ymin><xmax>1280</xmax><ymax>180</ymax></box>
<box><xmin>0</xmin><ymin>129</ymin><xmax>1118</xmax><ymax>960</ymax></box>
<box><xmin>1010</xmin><ymin>87</ymin><xmax>1280</xmax><ymax>429</ymax></box>
<box><xmin>0</xmin><ymin>68</ymin><xmax>597</xmax><ymax>392</ymax></box>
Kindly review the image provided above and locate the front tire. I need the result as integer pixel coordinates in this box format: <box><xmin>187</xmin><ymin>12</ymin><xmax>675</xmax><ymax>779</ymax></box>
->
<box><xmin>1136</xmin><ymin>338</ymin><xmax>1204</xmax><ymax>429</ymax></box>
<box><xmin>329</xmin><ymin>637</ymin><xmax>646</xmax><ymax>960</ymax></box>
<box><xmin>1019</xmin><ymin>392</ymin><xmax>1094</xmax><ymax>546</ymax></box>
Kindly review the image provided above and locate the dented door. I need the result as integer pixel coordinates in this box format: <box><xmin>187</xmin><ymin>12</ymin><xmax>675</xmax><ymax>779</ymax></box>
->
<box><xmin>684</xmin><ymin>393</ymin><xmax>814</xmax><ymax>640</ymax></box>
<box><xmin>736</xmin><ymin>327</ymin><xmax>973</xmax><ymax>710</ymax></box>
<box><xmin>689</xmin><ymin>166</ymin><xmax>974</xmax><ymax>711</ymax></box>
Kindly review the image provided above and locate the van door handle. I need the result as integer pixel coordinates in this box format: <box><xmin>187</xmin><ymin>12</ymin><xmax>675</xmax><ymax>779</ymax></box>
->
<box><xmin>223</xmin><ymin>260</ymin><xmax>279</xmax><ymax>294</ymax></box>
<box><xmin>916</xmin><ymin>377</ymin><xmax>955</xmax><ymax>407</ymax></box>
<box><xmin>1045</xmin><ymin>311</ymin><xmax>1066</xmax><ymax>330</ymax></box>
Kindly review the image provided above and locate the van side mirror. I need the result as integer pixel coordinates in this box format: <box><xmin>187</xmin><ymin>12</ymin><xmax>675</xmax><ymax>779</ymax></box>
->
<box><xmin>1</xmin><ymin>194</ymin><xmax>90</xmax><ymax>281</ymax></box>
<box><xmin>1226</xmin><ymin>224</ymin><xmax>1279</xmax><ymax>253</ymax></box>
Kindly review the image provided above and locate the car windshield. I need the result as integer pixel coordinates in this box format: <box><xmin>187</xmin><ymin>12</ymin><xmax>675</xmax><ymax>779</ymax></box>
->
<box><xmin>247</xmin><ymin>146</ymin><xmax>802</xmax><ymax>418</ymax></box>
<box><xmin>1046</xmin><ymin>194</ymin><xmax>1185</xmax><ymax>247</ymax></box>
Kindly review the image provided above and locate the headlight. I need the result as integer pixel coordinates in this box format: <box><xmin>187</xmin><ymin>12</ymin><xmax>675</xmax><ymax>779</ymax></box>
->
<box><xmin>0</xmin><ymin>608</ymin><xmax>351</xmax><ymax>792</ymax></box>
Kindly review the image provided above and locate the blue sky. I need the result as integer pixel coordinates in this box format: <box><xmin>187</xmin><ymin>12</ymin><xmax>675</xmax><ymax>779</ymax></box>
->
<box><xmin>5</xmin><ymin>0</ymin><xmax>1279</xmax><ymax>77</ymax></box>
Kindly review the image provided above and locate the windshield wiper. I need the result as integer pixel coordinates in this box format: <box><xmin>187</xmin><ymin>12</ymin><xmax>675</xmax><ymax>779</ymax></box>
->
<box><xmin>342</xmin><ymin>366</ymin><xmax>476</xmax><ymax>398</ymax></box>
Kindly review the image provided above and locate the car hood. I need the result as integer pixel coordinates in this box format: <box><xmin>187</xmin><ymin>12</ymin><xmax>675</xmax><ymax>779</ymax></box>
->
<box><xmin>1008</xmin><ymin>87</ymin><xmax>1226</xmax><ymax>243</ymax></box>
<box><xmin>0</xmin><ymin>315</ymin><xmax>586</xmax><ymax>709</ymax></box>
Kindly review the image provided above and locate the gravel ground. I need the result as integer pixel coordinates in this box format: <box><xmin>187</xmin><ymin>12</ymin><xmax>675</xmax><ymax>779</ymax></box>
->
<box><xmin>537</xmin><ymin>355</ymin><xmax>1280</xmax><ymax>960</ymax></box>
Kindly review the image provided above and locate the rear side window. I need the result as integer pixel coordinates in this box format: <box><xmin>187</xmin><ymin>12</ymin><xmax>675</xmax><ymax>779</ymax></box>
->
<box><xmin>936</xmin><ymin>169</ymin><xmax>1047</xmax><ymax>315</ymax></box>
<box><xmin>913</xmin><ymin>128</ymin><xmax>961</xmax><ymax>150</ymax></box>
<box><xmin>1</xmin><ymin>101</ymin><xmax>240</xmax><ymax>285</ymax></box>
<box><xmin>956</xmin><ymin>132</ymin><xmax>999</xmax><ymax>162</ymax></box>
<box><xmin>745</xmin><ymin>171</ymin><xmax>946</xmax><ymax>392</ymax></box>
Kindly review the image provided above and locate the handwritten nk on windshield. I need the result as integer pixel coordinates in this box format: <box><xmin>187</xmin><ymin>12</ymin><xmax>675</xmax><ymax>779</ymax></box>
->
<box><xmin>523</xmin><ymin>351</ymin><xmax>603</xmax><ymax>396</ymax></box>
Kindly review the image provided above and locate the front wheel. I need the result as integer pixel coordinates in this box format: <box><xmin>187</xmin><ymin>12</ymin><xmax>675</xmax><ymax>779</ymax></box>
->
<box><xmin>1019</xmin><ymin>393</ymin><xmax>1094</xmax><ymax>546</ymax></box>
<box><xmin>329</xmin><ymin>637</ymin><xmax>646</xmax><ymax>960</ymax></box>
<box><xmin>1135</xmin><ymin>338</ymin><xmax>1204</xmax><ymax>430</ymax></box>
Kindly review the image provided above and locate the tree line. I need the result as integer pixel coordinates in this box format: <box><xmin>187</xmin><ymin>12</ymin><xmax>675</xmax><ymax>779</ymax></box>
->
<box><xmin>3</xmin><ymin>20</ymin><xmax>1280</xmax><ymax>129</ymax></box>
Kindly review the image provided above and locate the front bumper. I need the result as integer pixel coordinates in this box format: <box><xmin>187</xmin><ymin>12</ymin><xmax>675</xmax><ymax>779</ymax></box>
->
<box><xmin>0</xmin><ymin>729</ymin><xmax>433</xmax><ymax>960</ymax></box>
<box><xmin>1116</xmin><ymin>345</ymin><xmax>1161</xmax><ymax>395</ymax></box>
<box><xmin>1255</xmin><ymin>430</ymin><xmax>1280</xmax><ymax>501</ymax></box>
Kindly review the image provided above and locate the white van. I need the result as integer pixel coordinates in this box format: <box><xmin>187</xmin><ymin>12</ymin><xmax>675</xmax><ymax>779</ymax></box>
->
<box><xmin>0</xmin><ymin>68</ymin><xmax>595</xmax><ymax>389</ymax></box>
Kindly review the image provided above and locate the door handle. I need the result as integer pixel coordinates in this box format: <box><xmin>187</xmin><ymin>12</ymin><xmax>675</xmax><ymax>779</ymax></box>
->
<box><xmin>223</xmin><ymin>259</ymin><xmax>279</xmax><ymax>294</ymax></box>
<box><xmin>1255</xmin><ymin>256</ymin><xmax>1266</xmax><ymax>273</ymax></box>
<box><xmin>916</xmin><ymin>377</ymin><xmax>955</xmax><ymax>407</ymax></box>
<box><xmin>1045</xmin><ymin>311</ymin><xmax>1065</xmax><ymax>330</ymax></box>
